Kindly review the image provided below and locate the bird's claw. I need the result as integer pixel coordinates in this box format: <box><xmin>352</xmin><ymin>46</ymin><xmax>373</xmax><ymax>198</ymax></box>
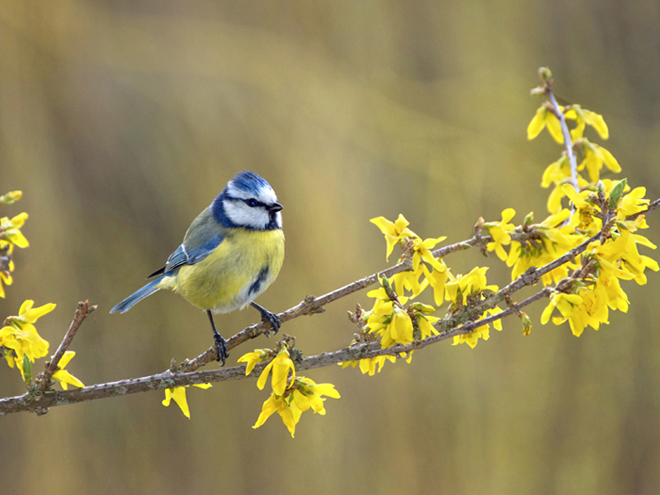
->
<box><xmin>261</xmin><ymin>310</ymin><xmax>281</xmax><ymax>338</ymax></box>
<box><xmin>251</xmin><ymin>302</ymin><xmax>281</xmax><ymax>337</ymax></box>
<box><xmin>214</xmin><ymin>334</ymin><xmax>228</xmax><ymax>366</ymax></box>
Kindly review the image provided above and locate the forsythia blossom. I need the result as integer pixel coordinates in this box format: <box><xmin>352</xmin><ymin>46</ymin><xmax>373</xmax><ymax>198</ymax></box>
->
<box><xmin>0</xmin><ymin>191</ymin><xmax>27</xmax><ymax>299</ymax></box>
<box><xmin>486</xmin><ymin>209</ymin><xmax>516</xmax><ymax>261</ymax></box>
<box><xmin>162</xmin><ymin>383</ymin><xmax>212</xmax><ymax>419</ymax></box>
<box><xmin>370</xmin><ymin>214</ymin><xmax>416</xmax><ymax>261</ymax></box>
<box><xmin>256</xmin><ymin>346</ymin><xmax>296</xmax><ymax>396</ymax></box>
<box><xmin>0</xmin><ymin>300</ymin><xmax>55</xmax><ymax>380</ymax></box>
<box><xmin>237</xmin><ymin>348</ymin><xmax>272</xmax><ymax>375</ymax></box>
<box><xmin>51</xmin><ymin>351</ymin><xmax>84</xmax><ymax>390</ymax></box>
<box><xmin>253</xmin><ymin>376</ymin><xmax>340</xmax><ymax>438</ymax></box>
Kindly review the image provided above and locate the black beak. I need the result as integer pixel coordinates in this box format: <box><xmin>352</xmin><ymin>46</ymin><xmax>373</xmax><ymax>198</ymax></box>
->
<box><xmin>268</xmin><ymin>203</ymin><xmax>283</xmax><ymax>213</ymax></box>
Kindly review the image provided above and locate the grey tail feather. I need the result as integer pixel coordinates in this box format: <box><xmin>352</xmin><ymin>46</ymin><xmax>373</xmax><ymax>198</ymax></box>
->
<box><xmin>110</xmin><ymin>277</ymin><xmax>162</xmax><ymax>314</ymax></box>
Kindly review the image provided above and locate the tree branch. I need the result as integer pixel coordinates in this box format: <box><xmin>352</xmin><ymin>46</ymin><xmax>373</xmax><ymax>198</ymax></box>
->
<box><xmin>0</xmin><ymin>285</ymin><xmax>551</xmax><ymax>415</ymax></box>
<box><xmin>1</xmin><ymin>200</ymin><xmax>657</xmax><ymax>416</ymax></box>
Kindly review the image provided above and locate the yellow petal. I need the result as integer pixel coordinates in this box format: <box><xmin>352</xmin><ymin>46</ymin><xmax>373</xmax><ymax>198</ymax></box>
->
<box><xmin>52</xmin><ymin>369</ymin><xmax>84</xmax><ymax>389</ymax></box>
<box><xmin>171</xmin><ymin>387</ymin><xmax>191</xmax><ymax>419</ymax></box>
<box><xmin>545</xmin><ymin>113</ymin><xmax>565</xmax><ymax>144</ymax></box>
<box><xmin>584</xmin><ymin>111</ymin><xmax>609</xmax><ymax>139</ymax></box>
<box><xmin>257</xmin><ymin>361</ymin><xmax>274</xmax><ymax>390</ymax></box>
<box><xmin>253</xmin><ymin>395</ymin><xmax>281</xmax><ymax>429</ymax></box>
<box><xmin>598</xmin><ymin>146</ymin><xmax>621</xmax><ymax>173</ymax></box>
<box><xmin>370</xmin><ymin>216</ymin><xmax>396</xmax><ymax>236</ymax></box>
<box><xmin>527</xmin><ymin>107</ymin><xmax>546</xmax><ymax>140</ymax></box>
<box><xmin>58</xmin><ymin>350</ymin><xmax>75</xmax><ymax>368</ymax></box>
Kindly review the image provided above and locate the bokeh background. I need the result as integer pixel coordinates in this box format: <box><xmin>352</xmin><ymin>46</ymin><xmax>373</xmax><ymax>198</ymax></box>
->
<box><xmin>2</xmin><ymin>1</ymin><xmax>660</xmax><ymax>494</ymax></box>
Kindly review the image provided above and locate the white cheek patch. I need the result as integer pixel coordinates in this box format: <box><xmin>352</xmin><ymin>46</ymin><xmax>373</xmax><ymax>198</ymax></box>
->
<box><xmin>223</xmin><ymin>201</ymin><xmax>270</xmax><ymax>229</ymax></box>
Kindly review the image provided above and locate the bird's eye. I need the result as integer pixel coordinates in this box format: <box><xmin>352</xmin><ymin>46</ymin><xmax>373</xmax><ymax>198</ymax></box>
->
<box><xmin>247</xmin><ymin>199</ymin><xmax>259</xmax><ymax>207</ymax></box>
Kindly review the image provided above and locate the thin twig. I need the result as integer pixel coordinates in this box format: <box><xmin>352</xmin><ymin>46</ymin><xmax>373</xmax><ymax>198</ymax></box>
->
<box><xmin>546</xmin><ymin>91</ymin><xmax>579</xmax><ymax>192</ymax></box>
<box><xmin>36</xmin><ymin>301</ymin><xmax>96</xmax><ymax>391</ymax></box>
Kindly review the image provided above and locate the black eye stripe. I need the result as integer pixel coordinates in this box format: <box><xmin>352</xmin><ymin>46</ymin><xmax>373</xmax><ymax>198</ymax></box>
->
<box><xmin>244</xmin><ymin>198</ymin><xmax>265</xmax><ymax>208</ymax></box>
<box><xmin>223</xmin><ymin>196</ymin><xmax>264</xmax><ymax>206</ymax></box>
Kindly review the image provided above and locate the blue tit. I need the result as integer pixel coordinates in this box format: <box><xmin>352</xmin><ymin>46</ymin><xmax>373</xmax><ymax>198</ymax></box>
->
<box><xmin>110</xmin><ymin>171</ymin><xmax>285</xmax><ymax>365</ymax></box>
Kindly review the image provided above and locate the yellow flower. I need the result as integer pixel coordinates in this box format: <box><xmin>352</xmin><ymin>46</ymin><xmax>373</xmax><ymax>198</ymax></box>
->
<box><xmin>370</xmin><ymin>306</ymin><xmax>414</xmax><ymax>349</ymax></box>
<box><xmin>339</xmin><ymin>355</ymin><xmax>396</xmax><ymax>375</ymax></box>
<box><xmin>370</xmin><ymin>214</ymin><xmax>416</xmax><ymax>261</ymax></box>
<box><xmin>290</xmin><ymin>377</ymin><xmax>340</xmax><ymax>416</ymax></box>
<box><xmin>162</xmin><ymin>383</ymin><xmax>212</xmax><ymax>419</ymax></box>
<box><xmin>593</xmin><ymin>230</ymin><xmax>658</xmax><ymax>286</ymax></box>
<box><xmin>253</xmin><ymin>376</ymin><xmax>340</xmax><ymax>438</ymax></box>
<box><xmin>616</xmin><ymin>187</ymin><xmax>649</xmax><ymax>220</ymax></box>
<box><xmin>577</xmin><ymin>140</ymin><xmax>621</xmax><ymax>182</ymax></box>
<box><xmin>0</xmin><ymin>300</ymin><xmax>54</xmax><ymax>374</ymax></box>
<box><xmin>52</xmin><ymin>351</ymin><xmax>84</xmax><ymax>390</ymax></box>
<box><xmin>388</xmin><ymin>307</ymin><xmax>414</xmax><ymax>346</ymax></box>
<box><xmin>445</xmin><ymin>267</ymin><xmax>498</xmax><ymax>305</ymax></box>
<box><xmin>507</xmin><ymin>210</ymin><xmax>584</xmax><ymax>286</ymax></box>
<box><xmin>340</xmin><ymin>351</ymin><xmax>414</xmax><ymax>375</ymax></box>
<box><xmin>0</xmin><ymin>212</ymin><xmax>29</xmax><ymax>248</ymax></box>
<box><xmin>411</xmin><ymin>236</ymin><xmax>447</xmax><ymax>272</ymax></box>
<box><xmin>486</xmin><ymin>208</ymin><xmax>516</xmax><ymax>261</ymax></box>
<box><xmin>361</xmin><ymin>355</ymin><xmax>396</xmax><ymax>375</ymax></box>
<box><xmin>237</xmin><ymin>349</ymin><xmax>271</xmax><ymax>375</ymax></box>
<box><xmin>417</xmin><ymin>314</ymin><xmax>440</xmax><ymax>339</ymax></box>
<box><xmin>564</xmin><ymin>106</ymin><xmax>609</xmax><ymax>141</ymax></box>
<box><xmin>527</xmin><ymin>105</ymin><xmax>564</xmax><ymax>143</ymax></box>
<box><xmin>541</xmin><ymin>156</ymin><xmax>570</xmax><ymax>189</ymax></box>
<box><xmin>17</xmin><ymin>299</ymin><xmax>57</xmax><ymax>324</ymax></box>
<box><xmin>391</xmin><ymin>270</ymin><xmax>428</xmax><ymax>298</ymax></box>
<box><xmin>541</xmin><ymin>156</ymin><xmax>593</xmax><ymax>214</ymax></box>
<box><xmin>422</xmin><ymin>264</ymin><xmax>451</xmax><ymax>306</ymax></box>
<box><xmin>452</xmin><ymin>307</ymin><xmax>502</xmax><ymax>348</ymax></box>
<box><xmin>541</xmin><ymin>293</ymin><xmax>586</xmax><ymax>336</ymax></box>
<box><xmin>256</xmin><ymin>346</ymin><xmax>296</xmax><ymax>396</ymax></box>
<box><xmin>561</xmin><ymin>184</ymin><xmax>602</xmax><ymax>236</ymax></box>
<box><xmin>253</xmin><ymin>394</ymin><xmax>297</xmax><ymax>435</ymax></box>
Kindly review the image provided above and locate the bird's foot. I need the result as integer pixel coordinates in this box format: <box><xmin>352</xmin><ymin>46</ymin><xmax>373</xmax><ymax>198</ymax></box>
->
<box><xmin>251</xmin><ymin>302</ymin><xmax>281</xmax><ymax>337</ymax></box>
<box><xmin>214</xmin><ymin>333</ymin><xmax>228</xmax><ymax>366</ymax></box>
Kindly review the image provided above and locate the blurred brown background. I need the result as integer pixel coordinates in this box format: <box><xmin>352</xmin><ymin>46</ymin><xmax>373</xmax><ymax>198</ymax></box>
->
<box><xmin>2</xmin><ymin>1</ymin><xmax>660</xmax><ymax>494</ymax></box>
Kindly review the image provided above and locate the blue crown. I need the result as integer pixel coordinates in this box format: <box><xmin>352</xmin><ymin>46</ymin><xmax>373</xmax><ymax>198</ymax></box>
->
<box><xmin>231</xmin><ymin>171</ymin><xmax>271</xmax><ymax>195</ymax></box>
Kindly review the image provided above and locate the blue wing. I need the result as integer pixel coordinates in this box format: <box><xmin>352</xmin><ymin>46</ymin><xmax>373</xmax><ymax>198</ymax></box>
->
<box><xmin>146</xmin><ymin>207</ymin><xmax>225</xmax><ymax>278</ymax></box>
<box><xmin>164</xmin><ymin>235</ymin><xmax>223</xmax><ymax>272</ymax></box>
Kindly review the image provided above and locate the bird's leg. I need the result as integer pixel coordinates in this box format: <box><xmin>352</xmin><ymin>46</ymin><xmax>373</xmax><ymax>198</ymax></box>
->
<box><xmin>206</xmin><ymin>310</ymin><xmax>228</xmax><ymax>365</ymax></box>
<box><xmin>250</xmin><ymin>302</ymin><xmax>281</xmax><ymax>337</ymax></box>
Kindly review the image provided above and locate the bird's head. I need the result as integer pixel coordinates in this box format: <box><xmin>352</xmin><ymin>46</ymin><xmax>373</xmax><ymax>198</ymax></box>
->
<box><xmin>212</xmin><ymin>171</ymin><xmax>283</xmax><ymax>230</ymax></box>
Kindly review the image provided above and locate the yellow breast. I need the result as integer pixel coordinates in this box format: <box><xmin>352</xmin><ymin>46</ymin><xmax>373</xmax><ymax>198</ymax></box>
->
<box><xmin>172</xmin><ymin>229</ymin><xmax>284</xmax><ymax>312</ymax></box>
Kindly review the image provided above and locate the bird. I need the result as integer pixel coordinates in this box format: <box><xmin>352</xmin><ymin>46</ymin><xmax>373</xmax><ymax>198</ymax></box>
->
<box><xmin>110</xmin><ymin>171</ymin><xmax>285</xmax><ymax>365</ymax></box>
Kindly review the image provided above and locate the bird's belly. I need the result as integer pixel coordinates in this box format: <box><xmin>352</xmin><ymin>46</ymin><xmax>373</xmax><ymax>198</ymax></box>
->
<box><xmin>173</xmin><ymin>229</ymin><xmax>284</xmax><ymax>313</ymax></box>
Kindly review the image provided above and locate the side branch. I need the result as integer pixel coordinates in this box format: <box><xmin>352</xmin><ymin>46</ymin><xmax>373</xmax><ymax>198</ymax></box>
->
<box><xmin>36</xmin><ymin>301</ymin><xmax>96</xmax><ymax>391</ymax></box>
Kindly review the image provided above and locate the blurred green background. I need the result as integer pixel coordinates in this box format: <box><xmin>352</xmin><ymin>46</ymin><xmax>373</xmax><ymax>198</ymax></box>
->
<box><xmin>2</xmin><ymin>1</ymin><xmax>660</xmax><ymax>494</ymax></box>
